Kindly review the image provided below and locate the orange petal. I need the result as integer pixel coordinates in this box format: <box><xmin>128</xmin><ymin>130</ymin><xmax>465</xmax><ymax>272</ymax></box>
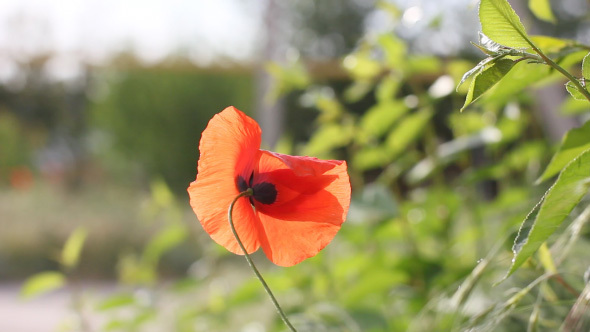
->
<box><xmin>257</xmin><ymin>214</ymin><xmax>342</xmax><ymax>266</ymax></box>
<box><xmin>187</xmin><ymin>106</ymin><xmax>262</xmax><ymax>254</ymax></box>
<box><xmin>254</xmin><ymin>151</ymin><xmax>351</xmax><ymax>266</ymax></box>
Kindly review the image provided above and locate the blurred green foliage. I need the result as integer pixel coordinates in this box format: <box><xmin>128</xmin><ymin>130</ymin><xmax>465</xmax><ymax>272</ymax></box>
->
<box><xmin>91</xmin><ymin>66</ymin><xmax>255</xmax><ymax>192</ymax></box>
<box><xmin>6</xmin><ymin>0</ymin><xmax>590</xmax><ymax>331</ymax></box>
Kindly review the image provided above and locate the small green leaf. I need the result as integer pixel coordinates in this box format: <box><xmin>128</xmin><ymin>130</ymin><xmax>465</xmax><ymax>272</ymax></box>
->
<box><xmin>505</xmin><ymin>148</ymin><xmax>590</xmax><ymax>279</ymax></box>
<box><xmin>142</xmin><ymin>224</ymin><xmax>187</xmax><ymax>265</ymax></box>
<box><xmin>538</xmin><ymin>120</ymin><xmax>590</xmax><ymax>182</ymax></box>
<box><xmin>378</xmin><ymin>34</ymin><xmax>407</xmax><ymax>68</ymax></box>
<box><xmin>565</xmin><ymin>80</ymin><xmax>589</xmax><ymax>101</ymax></box>
<box><xmin>61</xmin><ymin>227</ymin><xmax>88</xmax><ymax>269</ymax></box>
<box><xmin>528</xmin><ymin>0</ymin><xmax>556</xmax><ymax>23</ymax></box>
<box><xmin>407</xmin><ymin>56</ymin><xmax>441</xmax><ymax>75</ymax></box>
<box><xmin>482</xmin><ymin>60</ymin><xmax>551</xmax><ymax>105</ymax></box>
<box><xmin>21</xmin><ymin>271</ymin><xmax>66</xmax><ymax>299</ymax></box>
<box><xmin>375</xmin><ymin>74</ymin><xmax>401</xmax><ymax>102</ymax></box>
<box><xmin>343</xmin><ymin>52</ymin><xmax>382</xmax><ymax>81</ymax></box>
<box><xmin>583</xmin><ymin>53</ymin><xmax>590</xmax><ymax>79</ymax></box>
<box><xmin>304</xmin><ymin>123</ymin><xmax>352</xmax><ymax>156</ymax></box>
<box><xmin>479</xmin><ymin>0</ymin><xmax>532</xmax><ymax>49</ymax></box>
<box><xmin>342</xmin><ymin>268</ymin><xmax>407</xmax><ymax>306</ymax></box>
<box><xmin>96</xmin><ymin>293</ymin><xmax>136</xmax><ymax>311</ymax></box>
<box><xmin>385</xmin><ymin>109</ymin><xmax>433</xmax><ymax>158</ymax></box>
<box><xmin>360</xmin><ymin>100</ymin><xmax>408</xmax><ymax>138</ymax></box>
<box><xmin>457</xmin><ymin>56</ymin><xmax>495</xmax><ymax>89</ymax></box>
<box><xmin>529</xmin><ymin>35</ymin><xmax>574</xmax><ymax>54</ymax></box>
<box><xmin>560</xmin><ymin>98</ymin><xmax>589</xmax><ymax>115</ymax></box>
<box><xmin>352</xmin><ymin>146</ymin><xmax>391</xmax><ymax>171</ymax></box>
<box><xmin>343</xmin><ymin>81</ymin><xmax>373</xmax><ymax>103</ymax></box>
<box><xmin>538</xmin><ymin>242</ymin><xmax>556</xmax><ymax>273</ymax></box>
<box><xmin>461</xmin><ymin>58</ymin><xmax>516</xmax><ymax>111</ymax></box>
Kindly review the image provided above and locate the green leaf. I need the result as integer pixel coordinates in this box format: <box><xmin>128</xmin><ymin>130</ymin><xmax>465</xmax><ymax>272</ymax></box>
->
<box><xmin>304</xmin><ymin>123</ymin><xmax>352</xmax><ymax>156</ymax></box>
<box><xmin>538</xmin><ymin>242</ymin><xmax>556</xmax><ymax>273</ymax></box>
<box><xmin>479</xmin><ymin>0</ymin><xmax>532</xmax><ymax>49</ymax></box>
<box><xmin>265</xmin><ymin>61</ymin><xmax>310</xmax><ymax>100</ymax></box>
<box><xmin>378</xmin><ymin>34</ymin><xmax>407</xmax><ymax>68</ymax></box>
<box><xmin>21</xmin><ymin>271</ymin><xmax>66</xmax><ymax>299</ymax></box>
<box><xmin>342</xmin><ymin>268</ymin><xmax>407</xmax><ymax>306</ymax></box>
<box><xmin>457</xmin><ymin>56</ymin><xmax>495</xmax><ymax>89</ymax></box>
<box><xmin>375</xmin><ymin>74</ymin><xmax>401</xmax><ymax>102</ymax></box>
<box><xmin>385</xmin><ymin>109</ymin><xmax>433</xmax><ymax>158</ymax></box>
<box><xmin>343</xmin><ymin>52</ymin><xmax>382</xmax><ymax>81</ymax></box>
<box><xmin>528</xmin><ymin>0</ymin><xmax>556</xmax><ymax>23</ymax></box>
<box><xmin>565</xmin><ymin>80</ymin><xmax>589</xmax><ymax>101</ymax></box>
<box><xmin>560</xmin><ymin>97</ymin><xmax>589</xmax><ymax>115</ymax></box>
<box><xmin>481</xmin><ymin>60</ymin><xmax>551</xmax><ymax>105</ymax></box>
<box><xmin>352</xmin><ymin>146</ymin><xmax>391</xmax><ymax>171</ymax></box>
<box><xmin>61</xmin><ymin>227</ymin><xmax>88</xmax><ymax>269</ymax></box>
<box><xmin>583</xmin><ymin>53</ymin><xmax>590</xmax><ymax>79</ymax></box>
<box><xmin>529</xmin><ymin>35</ymin><xmax>574</xmax><ymax>54</ymax></box>
<box><xmin>343</xmin><ymin>81</ymin><xmax>373</xmax><ymax>103</ymax></box>
<box><xmin>142</xmin><ymin>224</ymin><xmax>187</xmax><ymax>265</ymax></box>
<box><xmin>360</xmin><ymin>100</ymin><xmax>408</xmax><ymax>138</ymax></box>
<box><xmin>538</xmin><ymin>120</ymin><xmax>590</xmax><ymax>182</ymax></box>
<box><xmin>407</xmin><ymin>56</ymin><xmax>441</xmax><ymax>75</ymax></box>
<box><xmin>96</xmin><ymin>293</ymin><xmax>136</xmax><ymax>311</ymax></box>
<box><xmin>505</xmin><ymin>148</ymin><xmax>590</xmax><ymax>279</ymax></box>
<box><xmin>461</xmin><ymin>58</ymin><xmax>516</xmax><ymax>111</ymax></box>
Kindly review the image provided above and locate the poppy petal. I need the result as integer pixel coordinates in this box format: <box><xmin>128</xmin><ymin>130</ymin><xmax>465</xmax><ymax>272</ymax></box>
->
<box><xmin>257</xmin><ymin>214</ymin><xmax>342</xmax><ymax>266</ymax></box>
<box><xmin>188</xmin><ymin>106</ymin><xmax>262</xmax><ymax>254</ymax></box>
<box><xmin>254</xmin><ymin>151</ymin><xmax>351</xmax><ymax>266</ymax></box>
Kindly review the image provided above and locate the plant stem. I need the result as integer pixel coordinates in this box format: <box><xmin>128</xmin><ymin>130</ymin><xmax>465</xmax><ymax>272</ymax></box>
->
<box><xmin>529</xmin><ymin>44</ymin><xmax>590</xmax><ymax>103</ymax></box>
<box><xmin>228</xmin><ymin>190</ymin><xmax>298</xmax><ymax>332</ymax></box>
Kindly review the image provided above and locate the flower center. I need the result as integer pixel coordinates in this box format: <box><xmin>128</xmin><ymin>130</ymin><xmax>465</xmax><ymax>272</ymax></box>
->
<box><xmin>236</xmin><ymin>174</ymin><xmax>277</xmax><ymax>205</ymax></box>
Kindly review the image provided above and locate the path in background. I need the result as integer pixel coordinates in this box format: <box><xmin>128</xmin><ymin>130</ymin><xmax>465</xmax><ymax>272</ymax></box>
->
<box><xmin>0</xmin><ymin>282</ymin><xmax>113</xmax><ymax>332</ymax></box>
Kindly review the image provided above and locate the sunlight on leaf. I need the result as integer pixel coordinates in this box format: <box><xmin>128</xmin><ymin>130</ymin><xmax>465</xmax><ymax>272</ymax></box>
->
<box><xmin>565</xmin><ymin>80</ymin><xmax>589</xmax><ymax>101</ymax></box>
<box><xmin>505</xmin><ymin>148</ymin><xmax>590</xmax><ymax>279</ymax></box>
<box><xmin>143</xmin><ymin>224</ymin><xmax>187</xmax><ymax>265</ymax></box>
<box><xmin>479</xmin><ymin>0</ymin><xmax>532</xmax><ymax>49</ymax></box>
<box><xmin>537</xmin><ymin>242</ymin><xmax>556</xmax><ymax>273</ymax></box>
<box><xmin>378</xmin><ymin>34</ymin><xmax>407</xmax><ymax>68</ymax></box>
<box><xmin>304</xmin><ymin>123</ymin><xmax>352</xmax><ymax>156</ymax></box>
<box><xmin>461</xmin><ymin>58</ymin><xmax>515</xmax><ymax>111</ymax></box>
<box><xmin>360</xmin><ymin>100</ymin><xmax>408</xmax><ymax>138</ymax></box>
<box><xmin>528</xmin><ymin>0</ymin><xmax>556</xmax><ymax>23</ymax></box>
<box><xmin>538</xmin><ymin>120</ymin><xmax>590</xmax><ymax>183</ymax></box>
<box><xmin>96</xmin><ymin>293</ymin><xmax>136</xmax><ymax>311</ymax></box>
<box><xmin>21</xmin><ymin>271</ymin><xmax>66</xmax><ymax>299</ymax></box>
<box><xmin>61</xmin><ymin>227</ymin><xmax>88</xmax><ymax>269</ymax></box>
<box><xmin>529</xmin><ymin>35</ymin><xmax>574</xmax><ymax>54</ymax></box>
<box><xmin>385</xmin><ymin>108</ymin><xmax>433</xmax><ymax>158</ymax></box>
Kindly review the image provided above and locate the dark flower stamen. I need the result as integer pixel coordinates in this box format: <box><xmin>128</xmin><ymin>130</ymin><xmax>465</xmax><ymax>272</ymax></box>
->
<box><xmin>252</xmin><ymin>182</ymin><xmax>277</xmax><ymax>205</ymax></box>
<box><xmin>237</xmin><ymin>174</ymin><xmax>277</xmax><ymax>205</ymax></box>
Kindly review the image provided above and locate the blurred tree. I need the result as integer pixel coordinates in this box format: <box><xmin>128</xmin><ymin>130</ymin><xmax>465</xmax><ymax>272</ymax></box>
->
<box><xmin>286</xmin><ymin>0</ymin><xmax>374</xmax><ymax>59</ymax></box>
<box><xmin>91</xmin><ymin>59</ymin><xmax>255</xmax><ymax>192</ymax></box>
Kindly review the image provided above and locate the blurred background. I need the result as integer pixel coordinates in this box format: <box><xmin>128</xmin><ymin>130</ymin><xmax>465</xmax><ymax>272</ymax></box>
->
<box><xmin>1</xmin><ymin>0</ymin><xmax>590</xmax><ymax>331</ymax></box>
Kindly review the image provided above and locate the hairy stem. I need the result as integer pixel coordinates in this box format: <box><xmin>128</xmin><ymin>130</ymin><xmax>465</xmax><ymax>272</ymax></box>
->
<box><xmin>228</xmin><ymin>190</ymin><xmax>297</xmax><ymax>332</ymax></box>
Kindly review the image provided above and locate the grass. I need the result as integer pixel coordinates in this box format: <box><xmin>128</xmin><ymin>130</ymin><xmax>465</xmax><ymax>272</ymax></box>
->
<box><xmin>0</xmin><ymin>180</ymin><xmax>200</xmax><ymax>279</ymax></box>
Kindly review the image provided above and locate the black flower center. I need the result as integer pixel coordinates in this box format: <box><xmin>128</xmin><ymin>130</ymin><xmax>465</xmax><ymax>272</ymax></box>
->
<box><xmin>236</xmin><ymin>174</ymin><xmax>277</xmax><ymax>205</ymax></box>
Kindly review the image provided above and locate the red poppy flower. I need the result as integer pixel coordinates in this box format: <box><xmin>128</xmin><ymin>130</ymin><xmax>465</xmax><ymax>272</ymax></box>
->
<box><xmin>188</xmin><ymin>106</ymin><xmax>351</xmax><ymax>266</ymax></box>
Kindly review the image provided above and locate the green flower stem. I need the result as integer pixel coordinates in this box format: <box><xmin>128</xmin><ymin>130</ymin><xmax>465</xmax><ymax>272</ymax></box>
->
<box><xmin>529</xmin><ymin>44</ymin><xmax>590</xmax><ymax>103</ymax></box>
<box><xmin>228</xmin><ymin>190</ymin><xmax>297</xmax><ymax>332</ymax></box>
